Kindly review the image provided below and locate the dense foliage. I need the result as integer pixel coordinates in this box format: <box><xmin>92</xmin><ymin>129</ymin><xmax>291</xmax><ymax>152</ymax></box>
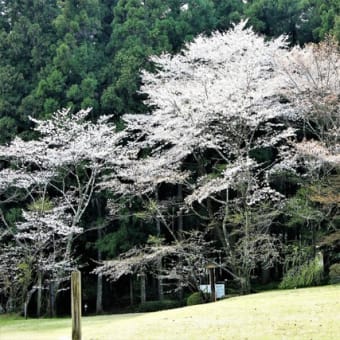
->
<box><xmin>0</xmin><ymin>0</ymin><xmax>339</xmax><ymax>143</ymax></box>
<box><xmin>0</xmin><ymin>0</ymin><xmax>339</xmax><ymax>316</ymax></box>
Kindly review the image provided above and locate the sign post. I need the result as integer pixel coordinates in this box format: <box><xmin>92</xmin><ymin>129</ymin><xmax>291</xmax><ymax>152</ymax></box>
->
<box><xmin>206</xmin><ymin>262</ymin><xmax>217</xmax><ymax>302</ymax></box>
<box><xmin>71</xmin><ymin>271</ymin><xmax>82</xmax><ymax>340</ymax></box>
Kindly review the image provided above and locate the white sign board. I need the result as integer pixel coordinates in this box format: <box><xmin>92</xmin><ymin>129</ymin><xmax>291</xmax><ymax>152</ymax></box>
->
<box><xmin>199</xmin><ymin>284</ymin><xmax>225</xmax><ymax>299</ymax></box>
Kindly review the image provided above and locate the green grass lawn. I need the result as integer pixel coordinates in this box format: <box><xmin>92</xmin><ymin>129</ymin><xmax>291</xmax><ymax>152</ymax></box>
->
<box><xmin>1</xmin><ymin>285</ymin><xmax>340</xmax><ymax>340</ymax></box>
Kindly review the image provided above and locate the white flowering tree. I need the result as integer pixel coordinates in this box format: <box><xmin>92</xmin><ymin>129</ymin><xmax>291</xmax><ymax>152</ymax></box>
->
<box><xmin>0</xmin><ymin>203</ymin><xmax>76</xmax><ymax>316</ymax></box>
<box><xmin>0</xmin><ymin>167</ymin><xmax>56</xmax><ymax>314</ymax></box>
<box><xmin>280</xmin><ymin>36</ymin><xmax>339</xmax><ymax>180</ymax></box>
<box><xmin>0</xmin><ymin>108</ymin><xmax>127</xmax><ymax>234</ymax></box>
<box><xmin>0</xmin><ymin>108</ymin><xmax>128</xmax><ymax>314</ymax></box>
<box><xmin>95</xmin><ymin>231</ymin><xmax>215</xmax><ymax>298</ymax></box>
<box><xmin>120</xmin><ymin>22</ymin><xmax>302</xmax><ymax>292</ymax></box>
<box><xmin>279</xmin><ymin>36</ymin><xmax>339</xmax><ymax>262</ymax></box>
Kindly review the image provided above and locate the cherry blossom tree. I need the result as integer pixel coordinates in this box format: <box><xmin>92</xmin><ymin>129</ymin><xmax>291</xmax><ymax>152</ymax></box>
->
<box><xmin>281</xmin><ymin>36</ymin><xmax>339</xmax><ymax>160</ymax></box>
<box><xmin>118</xmin><ymin>21</ymin><xmax>301</xmax><ymax>292</ymax></box>
<box><xmin>0</xmin><ymin>203</ymin><xmax>76</xmax><ymax>316</ymax></box>
<box><xmin>95</xmin><ymin>231</ymin><xmax>215</xmax><ymax>300</ymax></box>
<box><xmin>279</xmin><ymin>36</ymin><xmax>339</xmax><ymax>261</ymax></box>
<box><xmin>0</xmin><ymin>165</ymin><xmax>55</xmax><ymax>314</ymax></box>
<box><xmin>280</xmin><ymin>36</ymin><xmax>339</xmax><ymax>185</ymax></box>
<box><xmin>0</xmin><ymin>108</ymin><xmax>127</xmax><ymax>235</ymax></box>
<box><xmin>0</xmin><ymin>108</ymin><xmax>128</xmax><ymax>314</ymax></box>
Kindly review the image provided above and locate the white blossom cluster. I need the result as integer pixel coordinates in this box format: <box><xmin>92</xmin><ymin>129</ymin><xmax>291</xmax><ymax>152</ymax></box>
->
<box><xmin>280</xmin><ymin>37</ymin><xmax>339</xmax><ymax>168</ymax></box>
<box><xmin>16</xmin><ymin>205</ymin><xmax>79</xmax><ymax>241</ymax></box>
<box><xmin>0</xmin><ymin>168</ymin><xmax>53</xmax><ymax>191</ymax></box>
<box><xmin>123</xmin><ymin>22</ymin><xmax>300</xmax><ymax>207</ymax></box>
<box><xmin>296</xmin><ymin>140</ymin><xmax>340</xmax><ymax>166</ymax></box>
<box><xmin>0</xmin><ymin>108</ymin><xmax>126</xmax><ymax>169</ymax></box>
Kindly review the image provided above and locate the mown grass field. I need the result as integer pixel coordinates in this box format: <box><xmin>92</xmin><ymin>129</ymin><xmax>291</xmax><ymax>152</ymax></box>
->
<box><xmin>1</xmin><ymin>285</ymin><xmax>340</xmax><ymax>340</ymax></box>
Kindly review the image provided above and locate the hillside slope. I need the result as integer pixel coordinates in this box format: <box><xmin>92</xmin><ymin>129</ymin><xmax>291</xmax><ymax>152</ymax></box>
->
<box><xmin>1</xmin><ymin>285</ymin><xmax>340</xmax><ymax>340</ymax></box>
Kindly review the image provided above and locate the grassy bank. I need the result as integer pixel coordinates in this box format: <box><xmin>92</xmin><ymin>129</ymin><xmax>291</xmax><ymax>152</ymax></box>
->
<box><xmin>1</xmin><ymin>285</ymin><xmax>339</xmax><ymax>340</ymax></box>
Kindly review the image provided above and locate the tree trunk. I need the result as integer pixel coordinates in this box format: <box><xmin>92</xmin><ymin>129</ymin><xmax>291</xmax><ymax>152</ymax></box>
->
<box><xmin>37</xmin><ymin>271</ymin><xmax>42</xmax><ymax>317</ymax></box>
<box><xmin>176</xmin><ymin>184</ymin><xmax>185</xmax><ymax>300</ymax></box>
<box><xmin>23</xmin><ymin>288</ymin><xmax>36</xmax><ymax>319</ymax></box>
<box><xmin>154</xmin><ymin>188</ymin><xmax>164</xmax><ymax>300</ymax></box>
<box><xmin>96</xmin><ymin>228</ymin><xmax>103</xmax><ymax>314</ymax></box>
<box><xmin>155</xmin><ymin>188</ymin><xmax>161</xmax><ymax>236</ymax></box>
<box><xmin>177</xmin><ymin>184</ymin><xmax>183</xmax><ymax>239</ymax></box>
<box><xmin>95</xmin><ymin>198</ymin><xmax>103</xmax><ymax>314</ymax></box>
<box><xmin>158</xmin><ymin>259</ymin><xmax>164</xmax><ymax>301</ymax></box>
<box><xmin>140</xmin><ymin>273</ymin><xmax>146</xmax><ymax>304</ymax></box>
<box><xmin>96</xmin><ymin>273</ymin><xmax>103</xmax><ymax>314</ymax></box>
<box><xmin>129</xmin><ymin>275</ymin><xmax>134</xmax><ymax>306</ymax></box>
<box><xmin>240</xmin><ymin>276</ymin><xmax>251</xmax><ymax>295</ymax></box>
<box><xmin>24</xmin><ymin>301</ymin><xmax>28</xmax><ymax>319</ymax></box>
<box><xmin>312</xmin><ymin>224</ymin><xmax>316</xmax><ymax>257</ymax></box>
<box><xmin>7</xmin><ymin>287</ymin><xmax>14</xmax><ymax>313</ymax></box>
<box><xmin>261</xmin><ymin>266</ymin><xmax>271</xmax><ymax>285</ymax></box>
<box><xmin>177</xmin><ymin>281</ymin><xmax>183</xmax><ymax>301</ymax></box>
<box><xmin>49</xmin><ymin>281</ymin><xmax>56</xmax><ymax>318</ymax></box>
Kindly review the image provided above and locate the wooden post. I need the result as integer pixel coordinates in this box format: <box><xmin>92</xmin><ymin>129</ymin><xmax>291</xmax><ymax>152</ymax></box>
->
<box><xmin>71</xmin><ymin>271</ymin><xmax>82</xmax><ymax>340</ymax></box>
<box><xmin>206</xmin><ymin>263</ymin><xmax>217</xmax><ymax>302</ymax></box>
<box><xmin>209</xmin><ymin>268</ymin><xmax>216</xmax><ymax>302</ymax></box>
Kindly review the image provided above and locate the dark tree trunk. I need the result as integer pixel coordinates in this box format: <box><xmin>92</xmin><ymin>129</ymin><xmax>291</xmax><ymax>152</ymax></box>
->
<box><xmin>49</xmin><ymin>281</ymin><xmax>56</xmax><ymax>318</ymax></box>
<box><xmin>37</xmin><ymin>271</ymin><xmax>42</xmax><ymax>317</ymax></box>
<box><xmin>155</xmin><ymin>187</ymin><xmax>164</xmax><ymax>300</ymax></box>
<box><xmin>261</xmin><ymin>266</ymin><xmax>271</xmax><ymax>285</ymax></box>
<box><xmin>177</xmin><ymin>184</ymin><xmax>183</xmax><ymax>239</ymax></box>
<box><xmin>140</xmin><ymin>273</ymin><xmax>146</xmax><ymax>304</ymax></box>
<box><xmin>158</xmin><ymin>259</ymin><xmax>164</xmax><ymax>301</ymax></box>
<box><xmin>130</xmin><ymin>275</ymin><xmax>134</xmax><ymax>306</ymax></box>
<box><xmin>95</xmin><ymin>198</ymin><xmax>103</xmax><ymax>314</ymax></box>
<box><xmin>96</xmin><ymin>229</ymin><xmax>103</xmax><ymax>314</ymax></box>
